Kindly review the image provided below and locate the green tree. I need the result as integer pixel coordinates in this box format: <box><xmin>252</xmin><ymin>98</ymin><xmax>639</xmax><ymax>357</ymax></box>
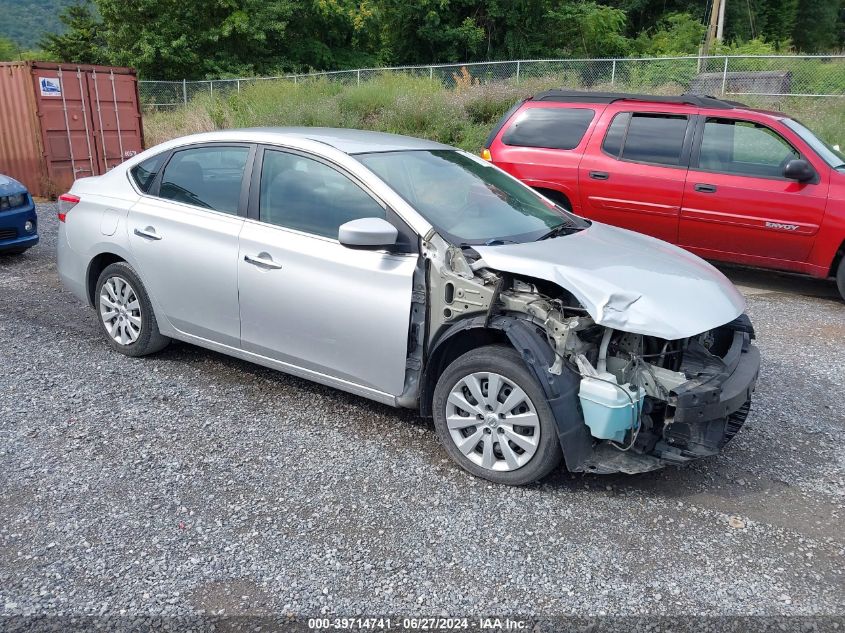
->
<box><xmin>0</xmin><ymin>36</ymin><xmax>18</xmax><ymax>61</ymax></box>
<box><xmin>545</xmin><ymin>2</ymin><xmax>630</xmax><ymax>57</ymax></box>
<box><xmin>40</xmin><ymin>2</ymin><xmax>107</xmax><ymax>64</ymax></box>
<box><xmin>792</xmin><ymin>0</ymin><xmax>841</xmax><ymax>52</ymax></box>
<box><xmin>633</xmin><ymin>12</ymin><xmax>706</xmax><ymax>55</ymax></box>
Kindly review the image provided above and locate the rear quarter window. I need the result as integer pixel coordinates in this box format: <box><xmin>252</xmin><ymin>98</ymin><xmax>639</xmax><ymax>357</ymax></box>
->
<box><xmin>501</xmin><ymin>107</ymin><xmax>595</xmax><ymax>150</ymax></box>
<box><xmin>131</xmin><ymin>153</ymin><xmax>167</xmax><ymax>193</ymax></box>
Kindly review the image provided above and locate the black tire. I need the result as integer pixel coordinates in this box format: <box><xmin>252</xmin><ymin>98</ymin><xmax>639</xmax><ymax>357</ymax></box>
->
<box><xmin>95</xmin><ymin>262</ymin><xmax>170</xmax><ymax>357</ymax></box>
<box><xmin>837</xmin><ymin>257</ymin><xmax>845</xmax><ymax>302</ymax></box>
<box><xmin>1</xmin><ymin>247</ymin><xmax>29</xmax><ymax>255</ymax></box>
<box><xmin>432</xmin><ymin>344</ymin><xmax>562</xmax><ymax>485</ymax></box>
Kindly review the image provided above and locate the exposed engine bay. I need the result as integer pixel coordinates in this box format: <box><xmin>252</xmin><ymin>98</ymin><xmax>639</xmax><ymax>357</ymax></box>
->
<box><xmin>418</xmin><ymin>231</ymin><xmax>760</xmax><ymax>474</ymax></box>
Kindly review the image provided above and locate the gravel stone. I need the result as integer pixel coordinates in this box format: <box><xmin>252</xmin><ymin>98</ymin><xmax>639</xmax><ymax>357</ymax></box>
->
<box><xmin>0</xmin><ymin>204</ymin><xmax>843</xmax><ymax>618</ymax></box>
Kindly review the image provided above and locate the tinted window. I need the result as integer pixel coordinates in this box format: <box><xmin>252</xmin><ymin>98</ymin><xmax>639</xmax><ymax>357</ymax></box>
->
<box><xmin>602</xmin><ymin>112</ymin><xmax>630</xmax><ymax>157</ymax></box>
<box><xmin>620</xmin><ymin>113</ymin><xmax>688</xmax><ymax>166</ymax></box>
<box><xmin>159</xmin><ymin>146</ymin><xmax>249</xmax><ymax>214</ymax></box>
<box><xmin>698</xmin><ymin>118</ymin><xmax>799</xmax><ymax>178</ymax></box>
<box><xmin>501</xmin><ymin>107</ymin><xmax>595</xmax><ymax>150</ymax></box>
<box><xmin>260</xmin><ymin>150</ymin><xmax>385</xmax><ymax>239</ymax></box>
<box><xmin>357</xmin><ymin>150</ymin><xmax>589</xmax><ymax>245</ymax></box>
<box><xmin>131</xmin><ymin>153</ymin><xmax>167</xmax><ymax>193</ymax></box>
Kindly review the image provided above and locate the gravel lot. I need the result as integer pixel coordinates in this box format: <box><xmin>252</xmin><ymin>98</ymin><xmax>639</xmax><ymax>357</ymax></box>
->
<box><xmin>1</xmin><ymin>205</ymin><xmax>843</xmax><ymax>622</ymax></box>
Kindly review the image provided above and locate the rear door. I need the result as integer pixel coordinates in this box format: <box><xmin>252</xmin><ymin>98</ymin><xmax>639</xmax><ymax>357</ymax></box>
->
<box><xmin>578</xmin><ymin>108</ymin><xmax>694</xmax><ymax>243</ymax></box>
<box><xmin>127</xmin><ymin>143</ymin><xmax>254</xmax><ymax>347</ymax></box>
<box><xmin>680</xmin><ymin>116</ymin><xmax>829</xmax><ymax>265</ymax></box>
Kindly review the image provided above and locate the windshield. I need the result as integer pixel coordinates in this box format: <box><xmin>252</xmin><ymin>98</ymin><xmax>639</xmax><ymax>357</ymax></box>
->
<box><xmin>355</xmin><ymin>150</ymin><xmax>588</xmax><ymax>244</ymax></box>
<box><xmin>782</xmin><ymin>118</ymin><xmax>845</xmax><ymax>170</ymax></box>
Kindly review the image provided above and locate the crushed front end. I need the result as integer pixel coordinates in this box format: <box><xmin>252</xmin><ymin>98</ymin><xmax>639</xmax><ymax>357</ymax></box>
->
<box><xmin>422</xmin><ymin>235</ymin><xmax>761</xmax><ymax>475</ymax></box>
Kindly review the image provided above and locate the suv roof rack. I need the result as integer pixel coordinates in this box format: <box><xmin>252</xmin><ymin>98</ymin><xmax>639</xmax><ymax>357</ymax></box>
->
<box><xmin>531</xmin><ymin>90</ymin><xmax>746</xmax><ymax>109</ymax></box>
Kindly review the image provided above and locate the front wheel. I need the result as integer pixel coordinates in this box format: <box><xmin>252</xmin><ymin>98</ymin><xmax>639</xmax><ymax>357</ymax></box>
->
<box><xmin>837</xmin><ymin>257</ymin><xmax>845</xmax><ymax>302</ymax></box>
<box><xmin>432</xmin><ymin>345</ymin><xmax>562</xmax><ymax>485</ymax></box>
<box><xmin>95</xmin><ymin>262</ymin><xmax>170</xmax><ymax>357</ymax></box>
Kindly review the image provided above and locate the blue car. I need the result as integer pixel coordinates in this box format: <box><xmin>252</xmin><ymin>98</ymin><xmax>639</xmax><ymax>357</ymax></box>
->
<box><xmin>0</xmin><ymin>174</ymin><xmax>38</xmax><ymax>254</ymax></box>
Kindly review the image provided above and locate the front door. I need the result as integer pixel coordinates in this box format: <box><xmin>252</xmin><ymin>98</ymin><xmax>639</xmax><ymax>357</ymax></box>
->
<box><xmin>237</xmin><ymin>147</ymin><xmax>417</xmax><ymax>396</ymax></box>
<box><xmin>680</xmin><ymin>117</ymin><xmax>829</xmax><ymax>265</ymax></box>
<box><xmin>128</xmin><ymin>143</ymin><xmax>252</xmax><ymax>346</ymax></box>
<box><xmin>578</xmin><ymin>110</ymin><xmax>693</xmax><ymax>243</ymax></box>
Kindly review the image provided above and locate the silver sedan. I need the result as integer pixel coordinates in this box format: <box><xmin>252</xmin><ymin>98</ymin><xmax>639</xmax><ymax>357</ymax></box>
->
<box><xmin>57</xmin><ymin>128</ymin><xmax>760</xmax><ymax>485</ymax></box>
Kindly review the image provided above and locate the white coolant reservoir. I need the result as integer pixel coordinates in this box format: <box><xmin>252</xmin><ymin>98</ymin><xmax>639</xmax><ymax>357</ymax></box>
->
<box><xmin>575</xmin><ymin>356</ymin><xmax>645</xmax><ymax>443</ymax></box>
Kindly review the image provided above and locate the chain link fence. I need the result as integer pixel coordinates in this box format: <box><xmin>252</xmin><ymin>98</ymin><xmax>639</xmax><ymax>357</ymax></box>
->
<box><xmin>138</xmin><ymin>55</ymin><xmax>845</xmax><ymax>110</ymax></box>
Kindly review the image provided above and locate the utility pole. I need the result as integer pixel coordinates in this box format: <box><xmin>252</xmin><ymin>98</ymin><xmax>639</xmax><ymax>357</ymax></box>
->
<box><xmin>701</xmin><ymin>0</ymin><xmax>724</xmax><ymax>59</ymax></box>
<box><xmin>716</xmin><ymin>0</ymin><xmax>726</xmax><ymax>41</ymax></box>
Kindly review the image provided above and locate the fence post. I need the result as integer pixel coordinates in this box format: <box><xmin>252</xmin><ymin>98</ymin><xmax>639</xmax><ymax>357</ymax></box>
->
<box><xmin>209</xmin><ymin>81</ymin><xmax>213</xmax><ymax>99</ymax></box>
<box><xmin>182</xmin><ymin>79</ymin><xmax>187</xmax><ymax>106</ymax></box>
<box><xmin>516</xmin><ymin>60</ymin><xmax>521</xmax><ymax>84</ymax></box>
<box><xmin>611</xmin><ymin>59</ymin><xmax>616</xmax><ymax>86</ymax></box>
<box><xmin>237</xmin><ymin>79</ymin><xmax>241</xmax><ymax>94</ymax></box>
<box><xmin>721</xmin><ymin>56</ymin><xmax>729</xmax><ymax>96</ymax></box>
<box><xmin>357</xmin><ymin>69</ymin><xmax>361</xmax><ymax>86</ymax></box>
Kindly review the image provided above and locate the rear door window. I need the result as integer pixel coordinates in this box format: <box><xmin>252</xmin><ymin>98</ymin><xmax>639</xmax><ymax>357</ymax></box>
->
<box><xmin>158</xmin><ymin>146</ymin><xmax>250</xmax><ymax>214</ymax></box>
<box><xmin>602</xmin><ymin>112</ymin><xmax>690</xmax><ymax>167</ymax></box>
<box><xmin>501</xmin><ymin>107</ymin><xmax>595</xmax><ymax>150</ymax></box>
<box><xmin>696</xmin><ymin>118</ymin><xmax>799</xmax><ymax>178</ymax></box>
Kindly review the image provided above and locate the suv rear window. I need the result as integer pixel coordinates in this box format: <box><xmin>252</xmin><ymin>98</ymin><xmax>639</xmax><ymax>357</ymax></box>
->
<box><xmin>602</xmin><ymin>112</ymin><xmax>689</xmax><ymax>167</ymax></box>
<box><xmin>501</xmin><ymin>107</ymin><xmax>595</xmax><ymax>150</ymax></box>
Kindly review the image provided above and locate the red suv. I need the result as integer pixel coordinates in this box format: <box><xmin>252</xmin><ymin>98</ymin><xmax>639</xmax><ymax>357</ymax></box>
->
<box><xmin>484</xmin><ymin>91</ymin><xmax>845</xmax><ymax>300</ymax></box>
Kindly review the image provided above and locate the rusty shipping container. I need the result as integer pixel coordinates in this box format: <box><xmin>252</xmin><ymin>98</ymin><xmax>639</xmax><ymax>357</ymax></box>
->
<box><xmin>0</xmin><ymin>61</ymin><xmax>144</xmax><ymax>198</ymax></box>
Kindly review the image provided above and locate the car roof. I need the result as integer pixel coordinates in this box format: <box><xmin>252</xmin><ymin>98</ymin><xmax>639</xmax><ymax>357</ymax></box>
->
<box><xmin>217</xmin><ymin>127</ymin><xmax>453</xmax><ymax>154</ymax></box>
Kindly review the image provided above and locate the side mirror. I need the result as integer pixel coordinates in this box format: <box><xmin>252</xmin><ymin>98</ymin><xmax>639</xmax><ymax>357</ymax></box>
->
<box><xmin>338</xmin><ymin>217</ymin><xmax>398</xmax><ymax>250</ymax></box>
<box><xmin>783</xmin><ymin>158</ymin><xmax>815</xmax><ymax>183</ymax></box>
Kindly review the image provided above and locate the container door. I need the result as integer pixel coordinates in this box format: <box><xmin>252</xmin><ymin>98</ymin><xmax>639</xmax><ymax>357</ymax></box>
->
<box><xmin>31</xmin><ymin>67</ymin><xmax>99</xmax><ymax>194</ymax></box>
<box><xmin>85</xmin><ymin>70</ymin><xmax>144</xmax><ymax>174</ymax></box>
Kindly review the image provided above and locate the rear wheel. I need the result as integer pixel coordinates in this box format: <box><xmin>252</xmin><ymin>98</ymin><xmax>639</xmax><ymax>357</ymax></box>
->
<box><xmin>837</xmin><ymin>257</ymin><xmax>845</xmax><ymax>302</ymax></box>
<box><xmin>1</xmin><ymin>247</ymin><xmax>29</xmax><ymax>255</ymax></box>
<box><xmin>95</xmin><ymin>262</ymin><xmax>170</xmax><ymax>357</ymax></box>
<box><xmin>432</xmin><ymin>345</ymin><xmax>562</xmax><ymax>485</ymax></box>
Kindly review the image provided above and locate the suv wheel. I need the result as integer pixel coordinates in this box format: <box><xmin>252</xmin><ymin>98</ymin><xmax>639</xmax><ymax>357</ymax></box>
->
<box><xmin>432</xmin><ymin>345</ymin><xmax>562</xmax><ymax>485</ymax></box>
<box><xmin>837</xmin><ymin>257</ymin><xmax>845</xmax><ymax>302</ymax></box>
<box><xmin>95</xmin><ymin>262</ymin><xmax>170</xmax><ymax>357</ymax></box>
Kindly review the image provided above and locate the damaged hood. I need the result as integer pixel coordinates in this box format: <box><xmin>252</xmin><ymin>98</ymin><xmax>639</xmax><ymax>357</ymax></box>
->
<box><xmin>475</xmin><ymin>222</ymin><xmax>745</xmax><ymax>339</ymax></box>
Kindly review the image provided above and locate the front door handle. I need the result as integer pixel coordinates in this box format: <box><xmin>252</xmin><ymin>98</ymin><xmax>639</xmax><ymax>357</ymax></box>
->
<box><xmin>694</xmin><ymin>183</ymin><xmax>718</xmax><ymax>193</ymax></box>
<box><xmin>244</xmin><ymin>253</ymin><xmax>283</xmax><ymax>270</ymax></box>
<box><xmin>133</xmin><ymin>226</ymin><xmax>162</xmax><ymax>240</ymax></box>
<box><xmin>589</xmin><ymin>171</ymin><xmax>609</xmax><ymax>180</ymax></box>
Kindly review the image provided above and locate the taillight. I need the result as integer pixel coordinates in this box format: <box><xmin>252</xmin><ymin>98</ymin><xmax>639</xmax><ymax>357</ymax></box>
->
<box><xmin>481</xmin><ymin>148</ymin><xmax>492</xmax><ymax>161</ymax></box>
<box><xmin>58</xmin><ymin>193</ymin><xmax>80</xmax><ymax>222</ymax></box>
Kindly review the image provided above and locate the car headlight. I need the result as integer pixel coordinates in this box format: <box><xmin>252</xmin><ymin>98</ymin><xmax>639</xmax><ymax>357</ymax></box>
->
<box><xmin>0</xmin><ymin>193</ymin><xmax>27</xmax><ymax>210</ymax></box>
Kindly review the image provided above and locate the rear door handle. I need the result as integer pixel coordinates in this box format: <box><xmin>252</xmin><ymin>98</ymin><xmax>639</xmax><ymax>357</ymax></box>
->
<box><xmin>589</xmin><ymin>171</ymin><xmax>610</xmax><ymax>180</ymax></box>
<box><xmin>694</xmin><ymin>183</ymin><xmax>718</xmax><ymax>193</ymax></box>
<box><xmin>244</xmin><ymin>253</ymin><xmax>283</xmax><ymax>270</ymax></box>
<box><xmin>133</xmin><ymin>226</ymin><xmax>162</xmax><ymax>240</ymax></box>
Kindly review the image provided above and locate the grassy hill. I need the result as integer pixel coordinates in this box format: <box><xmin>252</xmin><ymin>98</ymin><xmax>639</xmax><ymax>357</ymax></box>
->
<box><xmin>0</xmin><ymin>0</ymin><xmax>74</xmax><ymax>49</ymax></box>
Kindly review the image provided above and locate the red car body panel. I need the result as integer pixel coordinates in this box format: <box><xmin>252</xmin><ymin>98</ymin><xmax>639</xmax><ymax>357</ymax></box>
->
<box><xmin>488</xmin><ymin>97</ymin><xmax>845</xmax><ymax>280</ymax></box>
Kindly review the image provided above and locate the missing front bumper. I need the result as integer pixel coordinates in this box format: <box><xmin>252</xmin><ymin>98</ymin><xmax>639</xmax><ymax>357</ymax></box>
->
<box><xmin>578</xmin><ymin>328</ymin><xmax>761</xmax><ymax>474</ymax></box>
